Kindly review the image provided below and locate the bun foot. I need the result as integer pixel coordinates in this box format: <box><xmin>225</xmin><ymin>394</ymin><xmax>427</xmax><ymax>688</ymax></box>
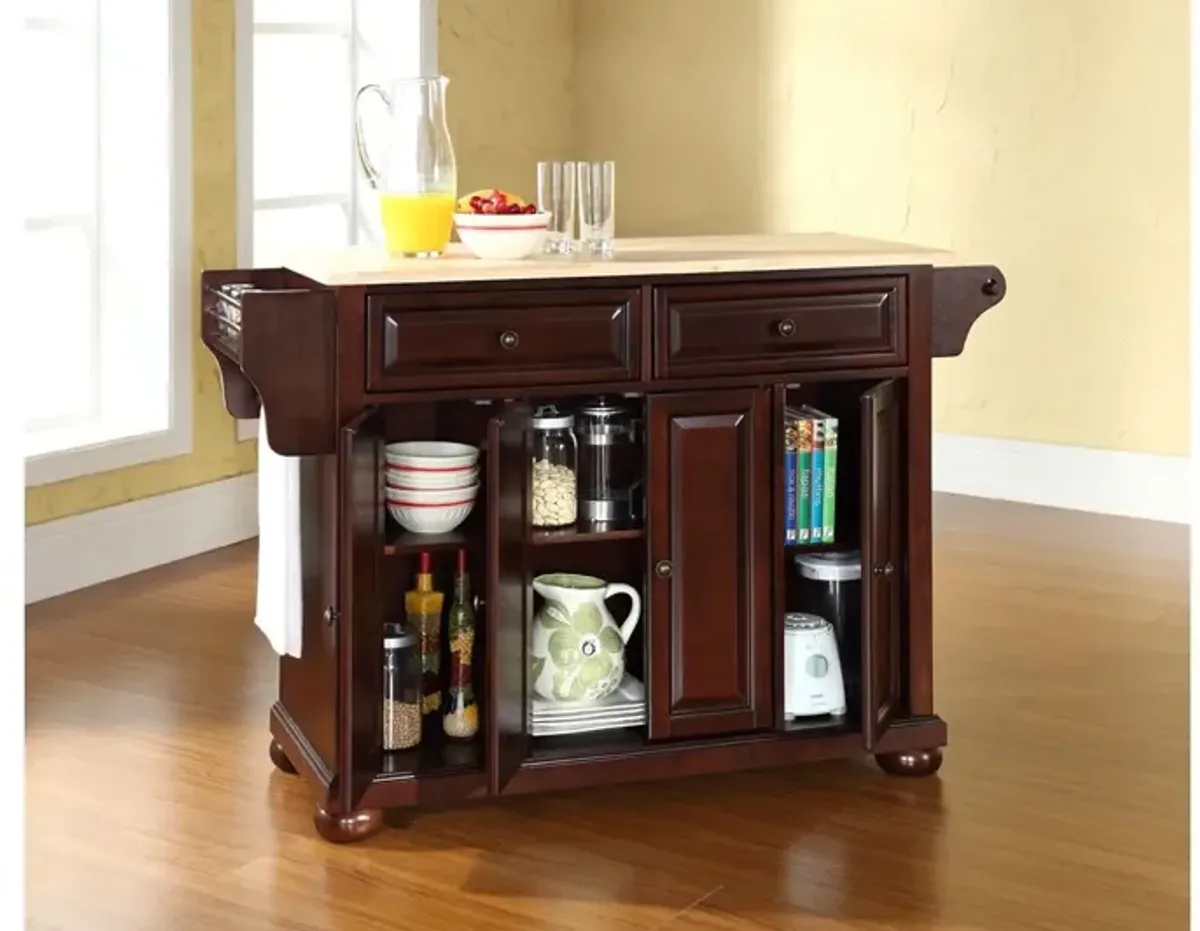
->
<box><xmin>876</xmin><ymin>748</ymin><xmax>943</xmax><ymax>777</ymax></box>
<box><xmin>314</xmin><ymin>805</ymin><xmax>384</xmax><ymax>844</ymax></box>
<box><xmin>269</xmin><ymin>739</ymin><xmax>298</xmax><ymax>774</ymax></box>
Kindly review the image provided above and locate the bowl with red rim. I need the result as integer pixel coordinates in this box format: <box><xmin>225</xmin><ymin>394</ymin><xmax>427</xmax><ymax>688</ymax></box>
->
<box><xmin>384</xmin><ymin>440</ymin><xmax>480</xmax><ymax>472</ymax></box>
<box><xmin>386</xmin><ymin>464</ymin><xmax>479</xmax><ymax>491</ymax></box>
<box><xmin>385</xmin><ymin>483</ymin><xmax>479</xmax><ymax>534</ymax></box>
<box><xmin>454</xmin><ymin>210</ymin><xmax>552</xmax><ymax>260</ymax></box>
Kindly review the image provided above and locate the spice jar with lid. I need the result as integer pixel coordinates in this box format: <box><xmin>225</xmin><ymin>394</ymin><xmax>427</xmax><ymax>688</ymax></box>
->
<box><xmin>531</xmin><ymin>404</ymin><xmax>577</xmax><ymax>528</ymax></box>
<box><xmin>382</xmin><ymin>621</ymin><xmax>422</xmax><ymax>751</ymax></box>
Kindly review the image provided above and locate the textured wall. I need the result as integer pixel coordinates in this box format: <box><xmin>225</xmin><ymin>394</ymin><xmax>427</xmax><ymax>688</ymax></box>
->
<box><xmin>30</xmin><ymin>0</ymin><xmax>1186</xmax><ymax>529</ymax></box>
<box><xmin>440</xmin><ymin>0</ymin><xmax>577</xmax><ymax>202</ymax></box>
<box><xmin>26</xmin><ymin>0</ymin><xmax>256</xmax><ymax>525</ymax></box>
<box><xmin>576</xmin><ymin>0</ymin><xmax>1189</xmax><ymax>456</ymax></box>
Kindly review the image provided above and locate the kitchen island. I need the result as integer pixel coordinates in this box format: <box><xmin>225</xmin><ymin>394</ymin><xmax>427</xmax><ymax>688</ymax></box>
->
<box><xmin>201</xmin><ymin>233</ymin><xmax>1006</xmax><ymax>844</ymax></box>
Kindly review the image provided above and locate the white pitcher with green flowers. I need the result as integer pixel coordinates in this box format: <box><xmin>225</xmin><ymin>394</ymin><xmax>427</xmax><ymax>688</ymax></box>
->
<box><xmin>530</xmin><ymin>573</ymin><xmax>642</xmax><ymax>704</ymax></box>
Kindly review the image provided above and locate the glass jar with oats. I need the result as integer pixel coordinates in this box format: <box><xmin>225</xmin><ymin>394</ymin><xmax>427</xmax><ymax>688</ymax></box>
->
<box><xmin>531</xmin><ymin>405</ymin><xmax>577</xmax><ymax>528</ymax></box>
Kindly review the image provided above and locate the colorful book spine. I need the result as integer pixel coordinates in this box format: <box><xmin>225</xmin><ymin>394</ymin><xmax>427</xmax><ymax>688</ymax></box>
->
<box><xmin>809</xmin><ymin>417</ymin><xmax>825</xmax><ymax>543</ymax></box>
<box><xmin>783</xmin><ymin>409</ymin><xmax>799</xmax><ymax>544</ymax></box>
<box><xmin>796</xmin><ymin>416</ymin><xmax>814</xmax><ymax>544</ymax></box>
<box><xmin>821</xmin><ymin>416</ymin><xmax>838</xmax><ymax>543</ymax></box>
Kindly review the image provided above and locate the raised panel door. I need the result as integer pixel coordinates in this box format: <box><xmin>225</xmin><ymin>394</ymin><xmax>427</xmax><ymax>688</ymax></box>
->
<box><xmin>647</xmin><ymin>389</ymin><xmax>773</xmax><ymax>740</ymax></box>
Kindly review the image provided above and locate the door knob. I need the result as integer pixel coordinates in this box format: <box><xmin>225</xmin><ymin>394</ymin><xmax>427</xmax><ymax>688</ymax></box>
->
<box><xmin>776</xmin><ymin>319</ymin><xmax>796</xmax><ymax>337</ymax></box>
<box><xmin>873</xmin><ymin>562</ymin><xmax>895</xmax><ymax>578</ymax></box>
<box><xmin>654</xmin><ymin>560</ymin><xmax>673</xmax><ymax>579</ymax></box>
<box><xmin>499</xmin><ymin>330</ymin><xmax>519</xmax><ymax>350</ymax></box>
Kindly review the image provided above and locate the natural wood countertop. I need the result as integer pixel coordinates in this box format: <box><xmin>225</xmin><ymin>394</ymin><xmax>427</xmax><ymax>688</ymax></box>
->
<box><xmin>280</xmin><ymin>233</ymin><xmax>954</xmax><ymax>288</ymax></box>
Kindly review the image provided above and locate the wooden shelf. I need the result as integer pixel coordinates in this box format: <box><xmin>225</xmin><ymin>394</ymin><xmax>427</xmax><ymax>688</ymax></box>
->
<box><xmin>530</xmin><ymin>524</ymin><xmax>645</xmax><ymax>547</ymax></box>
<box><xmin>383</xmin><ymin>514</ymin><xmax>482</xmax><ymax>556</ymax></box>
<box><xmin>379</xmin><ymin>731</ymin><xmax>484</xmax><ymax>778</ymax></box>
<box><xmin>784</xmin><ymin>541</ymin><xmax>856</xmax><ymax>555</ymax></box>
<box><xmin>527</xmin><ymin>727</ymin><xmax>649</xmax><ymax>763</ymax></box>
<box><xmin>780</xmin><ymin>716</ymin><xmax>857</xmax><ymax>738</ymax></box>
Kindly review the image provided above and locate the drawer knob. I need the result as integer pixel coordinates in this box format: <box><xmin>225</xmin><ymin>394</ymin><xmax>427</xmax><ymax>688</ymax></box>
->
<box><xmin>873</xmin><ymin>562</ymin><xmax>895</xmax><ymax>578</ymax></box>
<box><xmin>499</xmin><ymin>330</ymin><xmax>520</xmax><ymax>350</ymax></box>
<box><xmin>776</xmin><ymin>319</ymin><xmax>796</xmax><ymax>338</ymax></box>
<box><xmin>655</xmin><ymin>559</ymin><xmax>673</xmax><ymax>579</ymax></box>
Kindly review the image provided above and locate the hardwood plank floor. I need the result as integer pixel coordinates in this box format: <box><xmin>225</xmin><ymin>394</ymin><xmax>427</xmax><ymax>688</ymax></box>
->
<box><xmin>25</xmin><ymin>494</ymin><xmax>1189</xmax><ymax>930</ymax></box>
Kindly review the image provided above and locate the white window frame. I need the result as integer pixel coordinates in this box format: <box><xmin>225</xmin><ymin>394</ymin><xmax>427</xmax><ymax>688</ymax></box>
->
<box><xmin>23</xmin><ymin>1</ymin><xmax>193</xmax><ymax>487</ymax></box>
<box><xmin>233</xmin><ymin>0</ymin><xmax>437</xmax><ymax>443</ymax></box>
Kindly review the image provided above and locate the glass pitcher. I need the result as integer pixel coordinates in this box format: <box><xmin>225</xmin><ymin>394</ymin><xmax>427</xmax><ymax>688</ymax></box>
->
<box><xmin>354</xmin><ymin>76</ymin><xmax>458</xmax><ymax>258</ymax></box>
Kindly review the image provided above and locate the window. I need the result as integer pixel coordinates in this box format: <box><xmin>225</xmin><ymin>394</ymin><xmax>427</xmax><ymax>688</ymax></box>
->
<box><xmin>235</xmin><ymin>0</ymin><xmax>434</xmax><ymax>441</ymax></box>
<box><xmin>21</xmin><ymin>1</ymin><xmax>192</xmax><ymax>486</ymax></box>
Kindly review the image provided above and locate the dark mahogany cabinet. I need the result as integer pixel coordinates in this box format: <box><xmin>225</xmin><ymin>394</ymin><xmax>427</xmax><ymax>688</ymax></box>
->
<box><xmin>646</xmin><ymin>388</ymin><xmax>773</xmax><ymax>741</ymax></box>
<box><xmin>201</xmin><ymin>239</ymin><xmax>1006</xmax><ymax>844</ymax></box>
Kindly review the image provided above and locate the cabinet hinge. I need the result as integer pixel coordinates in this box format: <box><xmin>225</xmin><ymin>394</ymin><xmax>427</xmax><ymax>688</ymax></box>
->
<box><xmin>324</xmin><ymin>606</ymin><xmax>339</xmax><ymax>626</ymax></box>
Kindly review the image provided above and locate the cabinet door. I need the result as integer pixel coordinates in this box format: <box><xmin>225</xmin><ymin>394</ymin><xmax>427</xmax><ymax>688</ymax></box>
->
<box><xmin>860</xmin><ymin>381</ymin><xmax>903</xmax><ymax>748</ymax></box>
<box><xmin>337</xmin><ymin>408</ymin><xmax>385</xmax><ymax>812</ymax></box>
<box><xmin>647</xmin><ymin>389</ymin><xmax>773</xmax><ymax>740</ymax></box>
<box><xmin>486</xmin><ymin>402</ymin><xmax>532</xmax><ymax>794</ymax></box>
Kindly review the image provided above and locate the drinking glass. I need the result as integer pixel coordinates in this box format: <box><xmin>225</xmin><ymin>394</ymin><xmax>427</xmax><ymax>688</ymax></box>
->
<box><xmin>536</xmin><ymin>161</ymin><xmax>577</xmax><ymax>255</ymax></box>
<box><xmin>577</xmin><ymin>161</ymin><xmax>616</xmax><ymax>256</ymax></box>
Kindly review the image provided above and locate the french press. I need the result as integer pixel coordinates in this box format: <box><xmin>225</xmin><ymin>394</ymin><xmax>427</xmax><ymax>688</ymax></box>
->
<box><xmin>574</xmin><ymin>396</ymin><xmax>642</xmax><ymax>526</ymax></box>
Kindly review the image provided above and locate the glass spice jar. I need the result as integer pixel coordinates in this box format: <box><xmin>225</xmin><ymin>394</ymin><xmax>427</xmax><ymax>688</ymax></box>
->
<box><xmin>531</xmin><ymin>404</ymin><xmax>577</xmax><ymax>528</ymax></box>
<box><xmin>382</xmin><ymin>621</ymin><xmax>422</xmax><ymax>751</ymax></box>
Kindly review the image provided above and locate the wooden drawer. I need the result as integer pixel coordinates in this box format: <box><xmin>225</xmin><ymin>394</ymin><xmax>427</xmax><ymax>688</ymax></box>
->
<box><xmin>366</xmin><ymin>288</ymin><xmax>642</xmax><ymax>392</ymax></box>
<box><xmin>654</xmin><ymin>277</ymin><xmax>905</xmax><ymax>378</ymax></box>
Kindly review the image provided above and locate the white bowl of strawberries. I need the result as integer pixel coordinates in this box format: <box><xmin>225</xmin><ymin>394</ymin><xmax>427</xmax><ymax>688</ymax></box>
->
<box><xmin>454</xmin><ymin>188</ymin><xmax>551</xmax><ymax>260</ymax></box>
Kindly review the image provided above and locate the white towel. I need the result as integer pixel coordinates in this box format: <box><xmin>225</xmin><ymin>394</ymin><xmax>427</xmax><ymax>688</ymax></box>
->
<box><xmin>254</xmin><ymin>413</ymin><xmax>304</xmax><ymax>658</ymax></box>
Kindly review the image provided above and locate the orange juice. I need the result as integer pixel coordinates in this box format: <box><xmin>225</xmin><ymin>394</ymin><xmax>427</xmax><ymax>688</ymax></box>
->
<box><xmin>379</xmin><ymin>192</ymin><xmax>455</xmax><ymax>256</ymax></box>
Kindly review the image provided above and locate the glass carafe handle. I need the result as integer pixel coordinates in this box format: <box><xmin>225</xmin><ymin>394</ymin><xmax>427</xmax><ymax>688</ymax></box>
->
<box><xmin>354</xmin><ymin>83</ymin><xmax>391</xmax><ymax>189</ymax></box>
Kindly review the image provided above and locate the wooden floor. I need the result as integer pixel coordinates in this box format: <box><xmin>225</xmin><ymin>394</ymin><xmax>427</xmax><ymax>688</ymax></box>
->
<box><xmin>26</xmin><ymin>494</ymin><xmax>1189</xmax><ymax>931</ymax></box>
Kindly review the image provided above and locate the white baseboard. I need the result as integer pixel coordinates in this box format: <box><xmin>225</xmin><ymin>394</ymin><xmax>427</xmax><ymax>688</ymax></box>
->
<box><xmin>932</xmin><ymin>433</ymin><xmax>1189</xmax><ymax>524</ymax></box>
<box><xmin>236</xmin><ymin>418</ymin><xmax>258</xmax><ymax>442</ymax></box>
<box><xmin>22</xmin><ymin>434</ymin><xmax>1186</xmax><ymax>603</ymax></box>
<box><xmin>26</xmin><ymin>473</ymin><xmax>259</xmax><ymax>604</ymax></box>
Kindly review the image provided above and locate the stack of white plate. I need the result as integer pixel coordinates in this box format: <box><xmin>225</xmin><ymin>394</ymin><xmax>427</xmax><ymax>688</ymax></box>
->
<box><xmin>530</xmin><ymin>674</ymin><xmax>647</xmax><ymax>737</ymax></box>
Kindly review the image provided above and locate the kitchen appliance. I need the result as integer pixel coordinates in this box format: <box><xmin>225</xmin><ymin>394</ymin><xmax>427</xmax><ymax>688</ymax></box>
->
<box><xmin>574</xmin><ymin>395</ymin><xmax>642</xmax><ymax>525</ymax></box>
<box><xmin>783</xmin><ymin>613</ymin><xmax>846</xmax><ymax>720</ymax></box>
<box><xmin>793</xmin><ymin>550</ymin><xmax>861</xmax><ymax>655</ymax></box>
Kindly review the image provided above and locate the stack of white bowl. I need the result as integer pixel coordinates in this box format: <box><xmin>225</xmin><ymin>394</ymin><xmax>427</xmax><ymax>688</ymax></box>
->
<box><xmin>384</xmin><ymin>441</ymin><xmax>481</xmax><ymax>534</ymax></box>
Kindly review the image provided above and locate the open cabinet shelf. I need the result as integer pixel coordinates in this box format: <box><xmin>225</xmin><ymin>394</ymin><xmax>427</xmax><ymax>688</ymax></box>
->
<box><xmin>529</xmin><ymin>525</ymin><xmax>645</xmax><ymax>546</ymax></box>
<box><xmin>346</xmin><ymin>374</ymin><xmax>911</xmax><ymax>804</ymax></box>
<box><xmin>773</xmin><ymin>377</ymin><xmax>903</xmax><ymax>745</ymax></box>
<box><xmin>379</xmin><ymin>732</ymin><xmax>485</xmax><ymax>778</ymax></box>
<box><xmin>383</xmin><ymin>524</ymin><xmax>480</xmax><ymax>556</ymax></box>
<box><xmin>527</xmin><ymin>728</ymin><xmax>650</xmax><ymax>764</ymax></box>
<box><xmin>780</xmin><ymin>717</ymin><xmax>857</xmax><ymax>739</ymax></box>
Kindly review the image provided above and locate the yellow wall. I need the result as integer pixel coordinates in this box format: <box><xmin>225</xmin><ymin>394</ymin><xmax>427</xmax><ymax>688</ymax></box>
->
<box><xmin>30</xmin><ymin>0</ymin><xmax>1187</xmax><ymax>528</ymax></box>
<box><xmin>26</xmin><ymin>0</ymin><xmax>256</xmax><ymax>526</ymax></box>
<box><xmin>575</xmin><ymin>0</ymin><xmax>1189</xmax><ymax>457</ymax></box>
<box><xmin>440</xmin><ymin>0</ymin><xmax>578</xmax><ymax>202</ymax></box>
